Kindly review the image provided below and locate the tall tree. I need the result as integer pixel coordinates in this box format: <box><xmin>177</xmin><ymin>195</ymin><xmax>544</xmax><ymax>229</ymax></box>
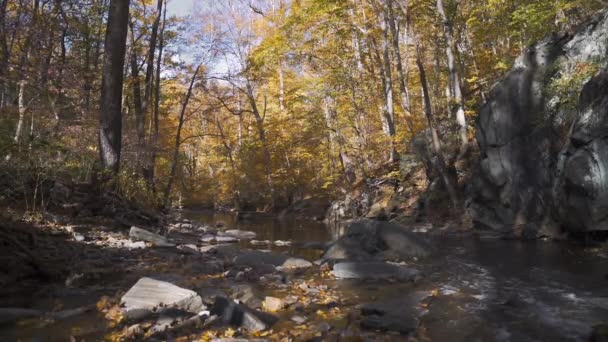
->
<box><xmin>164</xmin><ymin>64</ymin><xmax>201</xmax><ymax>207</ymax></box>
<box><xmin>99</xmin><ymin>0</ymin><xmax>130</xmax><ymax>174</ymax></box>
<box><xmin>436</xmin><ymin>0</ymin><xmax>467</xmax><ymax>150</ymax></box>
<box><xmin>416</xmin><ymin>41</ymin><xmax>460</xmax><ymax>212</ymax></box>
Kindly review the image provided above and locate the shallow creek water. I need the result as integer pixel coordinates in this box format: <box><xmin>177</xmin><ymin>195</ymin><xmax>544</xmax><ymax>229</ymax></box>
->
<box><xmin>184</xmin><ymin>211</ymin><xmax>608</xmax><ymax>341</ymax></box>
<box><xmin>2</xmin><ymin>211</ymin><xmax>608</xmax><ymax>341</ymax></box>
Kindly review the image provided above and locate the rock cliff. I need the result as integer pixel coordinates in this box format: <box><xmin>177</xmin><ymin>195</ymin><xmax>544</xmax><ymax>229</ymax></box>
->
<box><xmin>471</xmin><ymin>10</ymin><xmax>608</xmax><ymax>237</ymax></box>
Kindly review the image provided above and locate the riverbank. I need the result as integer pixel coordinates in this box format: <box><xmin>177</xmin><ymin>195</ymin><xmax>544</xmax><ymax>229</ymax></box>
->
<box><xmin>2</xmin><ymin>210</ymin><xmax>607</xmax><ymax>341</ymax></box>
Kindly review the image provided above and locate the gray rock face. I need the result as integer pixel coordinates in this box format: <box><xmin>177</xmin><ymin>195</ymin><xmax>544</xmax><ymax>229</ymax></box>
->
<box><xmin>121</xmin><ymin>277</ymin><xmax>204</xmax><ymax>320</ymax></box>
<box><xmin>332</xmin><ymin>262</ymin><xmax>419</xmax><ymax>281</ymax></box>
<box><xmin>471</xmin><ymin>10</ymin><xmax>608</xmax><ymax>236</ymax></box>
<box><xmin>322</xmin><ymin>219</ymin><xmax>432</xmax><ymax>262</ymax></box>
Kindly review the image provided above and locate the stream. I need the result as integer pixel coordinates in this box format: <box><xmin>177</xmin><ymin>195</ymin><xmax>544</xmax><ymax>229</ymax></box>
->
<box><xmin>2</xmin><ymin>210</ymin><xmax>608</xmax><ymax>341</ymax></box>
<box><xmin>184</xmin><ymin>210</ymin><xmax>608</xmax><ymax>341</ymax></box>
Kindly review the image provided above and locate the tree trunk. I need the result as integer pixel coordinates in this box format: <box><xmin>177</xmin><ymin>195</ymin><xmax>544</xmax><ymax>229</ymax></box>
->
<box><xmin>129</xmin><ymin>21</ymin><xmax>145</xmax><ymax>169</ymax></box>
<box><xmin>12</xmin><ymin>0</ymin><xmax>39</xmax><ymax>145</ymax></box>
<box><xmin>99</xmin><ymin>0</ymin><xmax>130</xmax><ymax>174</ymax></box>
<box><xmin>0</xmin><ymin>0</ymin><xmax>8</xmax><ymax>109</ymax></box>
<box><xmin>163</xmin><ymin>64</ymin><xmax>201</xmax><ymax>208</ymax></box>
<box><xmin>416</xmin><ymin>43</ymin><xmax>461</xmax><ymax>213</ymax></box>
<box><xmin>245</xmin><ymin>82</ymin><xmax>274</xmax><ymax>207</ymax></box>
<box><xmin>148</xmin><ymin>0</ymin><xmax>166</xmax><ymax>189</ymax></box>
<box><xmin>143</xmin><ymin>0</ymin><xmax>163</xmax><ymax>113</ymax></box>
<box><xmin>436</xmin><ymin>0</ymin><xmax>467</xmax><ymax>149</ymax></box>
<box><xmin>13</xmin><ymin>80</ymin><xmax>26</xmax><ymax>144</ymax></box>
<box><xmin>387</xmin><ymin>0</ymin><xmax>414</xmax><ymax>134</ymax></box>
<box><xmin>376</xmin><ymin>4</ymin><xmax>398</xmax><ymax>162</ymax></box>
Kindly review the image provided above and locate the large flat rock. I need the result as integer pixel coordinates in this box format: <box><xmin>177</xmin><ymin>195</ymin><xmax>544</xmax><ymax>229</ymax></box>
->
<box><xmin>331</xmin><ymin>262</ymin><xmax>419</xmax><ymax>281</ymax></box>
<box><xmin>121</xmin><ymin>277</ymin><xmax>204</xmax><ymax>320</ymax></box>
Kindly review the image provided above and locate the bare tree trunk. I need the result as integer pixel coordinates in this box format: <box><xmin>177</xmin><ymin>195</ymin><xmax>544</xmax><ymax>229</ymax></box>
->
<box><xmin>387</xmin><ymin>0</ymin><xmax>414</xmax><ymax>134</ymax></box>
<box><xmin>0</xmin><ymin>0</ymin><xmax>9</xmax><ymax>109</ymax></box>
<box><xmin>14</xmin><ymin>80</ymin><xmax>26</xmax><ymax>144</ymax></box>
<box><xmin>244</xmin><ymin>82</ymin><xmax>275</xmax><ymax>208</ymax></box>
<box><xmin>143</xmin><ymin>0</ymin><xmax>163</xmax><ymax>113</ymax></box>
<box><xmin>12</xmin><ymin>0</ymin><xmax>39</xmax><ymax>146</ymax></box>
<box><xmin>436</xmin><ymin>0</ymin><xmax>467</xmax><ymax>149</ymax></box>
<box><xmin>416</xmin><ymin>43</ymin><xmax>461</xmax><ymax>213</ymax></box>
<box><xmin>148</xmin><ymin>0</ymin><xmax>166</xmax><ymax>188</ymax></box>
<box><xmin>99</xmin><ymin>0</ymin><xmax>130</xmax><ymax>174</ymax></box>
<box><xmin>375</xmin><ymin>3</ymin><xmax>398</xmax><ymax>162</ymax></box>
<box><xmin>163</xmin><ymin>64</ymin><xmax>201</xmax><ymax>207</ymax></box>
<box><xmin>129</xmin><ymin>21</ymin><xmax>145</xmax><ymax>169</ymax></box>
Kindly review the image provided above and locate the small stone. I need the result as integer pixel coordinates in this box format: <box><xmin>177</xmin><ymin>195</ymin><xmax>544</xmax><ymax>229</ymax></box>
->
<box><xmin>222</xmin><ymin>229</ymin><xmax>257</xmax><ymax>240</ymax></box>
<box><xmin>279</xmin><ymin>257</ymin><xmax>313</xmax><ymax>269</ymax></box>
<box><xmin>263</xmin><ymin>296</ymin><xmax>285</xmax><ymax>312</ymax></box>
<box><xmin>315</xmin><ymin>322</ymin><xmax>332</xmax><ymax>333</ymax></box>
<box><xmin>283</xmin><ymin>295</ymin><xmax>298</xmax><ymax>306</ymax></box>
<box><xmin>291</xmin><ymin>315</ymin><xmax>307</xmax><ymax>324</ymax></box>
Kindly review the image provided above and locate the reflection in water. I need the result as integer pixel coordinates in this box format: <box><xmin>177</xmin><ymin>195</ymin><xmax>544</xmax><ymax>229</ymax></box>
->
<box><xmin>179</xmin><ymin>210</ymin><xmax>332</xmax><ymax>260</ymax></box>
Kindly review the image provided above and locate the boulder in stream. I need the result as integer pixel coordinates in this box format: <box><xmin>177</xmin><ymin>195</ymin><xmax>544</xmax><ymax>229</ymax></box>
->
<box><xmin>121</xmin><ymin>277</ymin><xmax>205</xmax><ymax>320</ymax></box>
<box><xmin>322</xmin><ymin>219</ymin><xmax>432</xmax><ymax>262</ymax></box>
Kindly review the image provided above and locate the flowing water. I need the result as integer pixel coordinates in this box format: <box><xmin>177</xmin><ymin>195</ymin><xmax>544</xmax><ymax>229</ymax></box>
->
<box><xmin>183</xmin><ymin>210</ymin><xmax>608</xmax><ymax>341</ymax></box>
<box><xmin>2</xmin><ymin>210</ymin><xmax>607</xmax><ymax>341</ymax></box>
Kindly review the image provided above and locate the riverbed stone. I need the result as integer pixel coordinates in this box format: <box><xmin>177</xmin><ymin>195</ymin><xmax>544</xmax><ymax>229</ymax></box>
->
<box><xmin>234</xmin><ymin>251</ymin><xmax>312</xmax><ymax>271</ymax></box>
<box><xmin>121</xmin><ymin>277</ymin><xmax>205</xmax><ymax>320</ymax></box>
<box><xmin>129</xmin><ymin>227</ymin><xmax>174</xmax><ymax>247</ymax></box>
<box><xmin>222</xmin><ymin>230</ymin><xmax>257</xmax><ymax>240</ymax></box>
<box><xmin>263</xmin><ymin>296</ymin><xmax>285</xmax><ymax>312</ymax></box>
<box><xmin>201</xmin><ymin>235</ymin><xmax>239</xmax><ymax>243</ymax></box>
<box><xmin>331</xmin><ymin>262</ymin><xmax>419</xmax><ymax>281</ymax></box>
<box><xmin>279</xmin><ymin>257</ymin><xmax>313</xmax><ymax>269</ymax></box>
<box><xmin>358</xmin><ymin>291</ymin><xmax>431</xmax><ymax>334</ymax></box>
<box><xmin>231</xmin><ymin>284</ymin><xmax>262</xmax><ymax>309</ymax></box>
<box><xmin>211</xmin><ymin>296</ymin><xmax>278</xmax><ymax>332</ymax></box>
<box><xmin>322</xmin><ymin>219</ymin><xmax>432</xmax><ymax>262</ymax></box>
